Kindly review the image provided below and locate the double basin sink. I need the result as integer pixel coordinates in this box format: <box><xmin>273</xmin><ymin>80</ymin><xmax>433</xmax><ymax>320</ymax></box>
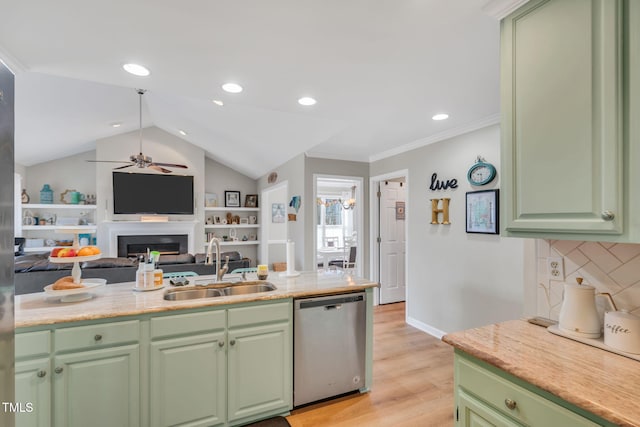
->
<box><xmin>164</xmin><ymin>280</ymin><xmax>277</xmax><ymax>301</ymax></box>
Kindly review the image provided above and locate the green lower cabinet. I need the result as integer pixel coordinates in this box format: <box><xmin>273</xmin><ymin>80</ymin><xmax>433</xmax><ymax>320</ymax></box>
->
<box><xmin>15</xmin><ymin>358</ymin><xmax>51</xmax><ymax>427</ymax></box>
<box><xmin>149</xmin><ymin>332</ymin><xmax>227</xmax><ymax>427</ymax></box>
<box><xmin>53</xmin><ymin>344</ymin><xmax>140</xmax><ymax>427</ymax></box>
<box><xmin>454</xmin><ymin>352</ymin><xmax>607</xmax><ymax>427</ymax></box>
<box><xmin>458</xmin><ymin>389</ymin><xmax>522</xmax><ymax>427</ymax></box>
<box><xmin>227</xmin><ymin>322</ymin><xmax>291</xmax><ymax>425</ymax></box>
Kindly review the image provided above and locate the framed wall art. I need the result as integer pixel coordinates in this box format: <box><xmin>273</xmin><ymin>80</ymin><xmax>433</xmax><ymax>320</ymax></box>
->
<box><xmin>465</xmin><ymin>189</ymin><xmax>499</xmax><ymax>234</ymax></box>
<box><xmin>225</xmin><ymin>191</ymin><xmax>241</xmax><ymax>207</ymax></box>
<box><xmin>245</xmin><ymin>194</ymin><xmax>258</xmax><ymax>208</ymax></box>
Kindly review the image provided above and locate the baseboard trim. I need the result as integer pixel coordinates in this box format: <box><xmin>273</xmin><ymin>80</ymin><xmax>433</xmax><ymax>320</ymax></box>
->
<box><xmin>406</xmin><ymin>316</ymin><xmax>447</xmax><ymax>340</ymax></box>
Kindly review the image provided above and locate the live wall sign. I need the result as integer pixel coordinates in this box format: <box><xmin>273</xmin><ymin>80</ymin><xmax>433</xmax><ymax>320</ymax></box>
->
<box><xmin>429</xmin><ymin>173</ymin><xmax>457</xmax><ymax>225</ymax></box>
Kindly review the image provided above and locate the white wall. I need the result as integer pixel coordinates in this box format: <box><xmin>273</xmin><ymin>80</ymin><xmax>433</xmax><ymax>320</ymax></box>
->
<box><xmin>371</xmin><ymin>124</ymin><xmax>530</xmax><ymax>334</ymax></box>
<box><xmin>23</xmin><ymin>151</ymin><xmax>96</xmax><ymax>203</ymax></box>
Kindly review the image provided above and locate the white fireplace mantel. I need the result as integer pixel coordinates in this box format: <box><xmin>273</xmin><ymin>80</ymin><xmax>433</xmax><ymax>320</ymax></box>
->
<box><xmin>101</xmin><ymin>221</ymin><xmax>197</xmax><ymax>257</ymax></box>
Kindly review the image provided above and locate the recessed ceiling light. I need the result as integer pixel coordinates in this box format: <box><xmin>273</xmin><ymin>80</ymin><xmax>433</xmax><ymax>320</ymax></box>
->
<box><xmin>122</xmin><ymin>63</ymin><xmax>151</xmax><ymax>77</ymax></box>
<box><xmin>212</xmin><ymin>99</ymin><xmax>224</xmax><ymax>106</ymax></box>
<box><xmin>222</xmin><ymin>83</ymin><xmax>243</xmax><ymax>93</ymax></box>
<box><xmin>432</xmin><ymin>113</ymin><xmax>449</xmax><ymax>121</ymax></box>
<box><xmin>178</xmin><ymin>130</ymin><xmax>188</xmax><ymax>136</ymax></box>
<box><xmin>110</xmin><ymin>122</ymin><xmax>122</xmax><ymax>128</ymax></box>
<box><xmin>298</xmin><ymin>97</ymin><xmax>317</xmax><ymax>106</ymax></box>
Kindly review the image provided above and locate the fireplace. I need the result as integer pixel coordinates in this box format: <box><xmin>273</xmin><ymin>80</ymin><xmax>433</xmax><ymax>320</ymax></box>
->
<box><xmin>118</xmin><ymin>234</ymin><xmax>188</xmax><ymax>257</ymax></box>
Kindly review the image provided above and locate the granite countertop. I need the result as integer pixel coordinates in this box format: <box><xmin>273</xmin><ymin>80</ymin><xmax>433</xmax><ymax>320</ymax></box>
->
<box><xmin>443</xmin><ymin>319</ymin><xmax>640</xmax><ymax>427</ymax></box>
<box><xmin>15</xmin><ymin>271</ymin><xmax>377</xmax><ymax>329</ymax></box>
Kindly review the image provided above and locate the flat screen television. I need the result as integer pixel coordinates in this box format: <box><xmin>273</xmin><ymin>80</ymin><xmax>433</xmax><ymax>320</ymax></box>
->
<box><xmin>113</xmin><ymin>172</ymin><xmax>194</xmax><ymax>215</ymax></box>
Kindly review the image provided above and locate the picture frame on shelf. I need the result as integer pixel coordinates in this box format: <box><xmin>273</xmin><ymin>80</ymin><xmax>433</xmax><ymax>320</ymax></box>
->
<box><xmin>214</xmin><ymin>215</ymin><xmax>222</xmax><ymax>224</ymax></box>
<box><xmin>465</xmin><ymin>189</ymin><xmax>499</xmax><ymax>234</ymax></box>
<box><xmin>225</xmin><ymin>191</ymin><xmax>241</xmax><ymax>207</ymax></box>
<box><xmin>240</xmin><ymin>218</ymin><xmax>249</xmax><ymax>224</ymax></box>
<box><xmin>205</xmin><ymin>193</ymin><xmax>218</xmax><ymax>207</ymax></box>
<box><xmin>245</xmin><ymin>194</ymin><xmax>258</xmax><ymax>208</ymax></box>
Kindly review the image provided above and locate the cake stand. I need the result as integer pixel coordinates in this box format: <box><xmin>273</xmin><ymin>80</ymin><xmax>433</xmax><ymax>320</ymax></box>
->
<box><xmin>48</xmin><ymin>227</ymin><xmax>99</xmax><ymax>284</ymax></box>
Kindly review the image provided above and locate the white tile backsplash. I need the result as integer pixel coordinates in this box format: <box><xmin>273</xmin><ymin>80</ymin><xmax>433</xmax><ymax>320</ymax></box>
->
<box><xmin>536</xmin><ymin>240</ymin><xmax>640</xmax><ymax>320</ymax></box>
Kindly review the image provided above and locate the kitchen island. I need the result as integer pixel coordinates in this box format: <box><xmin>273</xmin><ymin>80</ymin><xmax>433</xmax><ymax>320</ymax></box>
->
<box><xmin>15</xmin><ymin>271</ymin><xmax>377</xmax><ymax>427</ymax></box>
<box><xmin>443</xmin><ymin>319</ymin><xmax>640</xmax><ymax>427</ymax></box>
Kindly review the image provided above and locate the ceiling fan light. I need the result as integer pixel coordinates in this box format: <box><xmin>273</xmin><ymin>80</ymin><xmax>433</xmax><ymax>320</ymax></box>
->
<box><xmin>222</xmin><ymin>83</ymin><xmax>243</xmax><ymax>93</ymax></box>
<box><xmin>123</xmin><ymin>63</ymin><xmax>151</xmax><ymax>77</ymax></box>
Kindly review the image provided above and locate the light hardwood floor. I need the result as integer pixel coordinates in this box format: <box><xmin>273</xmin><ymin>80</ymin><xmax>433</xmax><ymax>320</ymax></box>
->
<box><xmin>287</xmin><ymin>302</ymin><xmax>454</xmax><ymax>427</ymax></box>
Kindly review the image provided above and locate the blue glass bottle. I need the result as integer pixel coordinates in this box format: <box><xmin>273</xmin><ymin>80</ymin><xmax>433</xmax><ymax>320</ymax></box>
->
<box><xmin>40</xmin><ymin>184</ymin><xmax>53</xmax><ymax>204</ymax></box>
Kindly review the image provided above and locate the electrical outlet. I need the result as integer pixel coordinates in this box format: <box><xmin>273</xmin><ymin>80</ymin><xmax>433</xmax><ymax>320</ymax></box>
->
<box><xmin>547</xmin><ymin>257</ymin><xmax>565</xmax><ymax>281</ymax></box>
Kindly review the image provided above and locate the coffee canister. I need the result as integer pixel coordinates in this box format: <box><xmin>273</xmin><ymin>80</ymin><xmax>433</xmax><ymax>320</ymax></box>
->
<box><xmin>40</xmin><ymin>184</ymin><xmax>53</xmax><ymax>204</ymax></box>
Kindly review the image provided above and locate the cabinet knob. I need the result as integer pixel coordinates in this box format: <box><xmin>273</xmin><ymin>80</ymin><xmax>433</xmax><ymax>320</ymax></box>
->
<box><xmin>218</xmin><ymin>341</ymin><xmax>224</xmax><ymax>347</ymax></box>
<box><xmin>54</xmin><ymin>367</ymin><xmax>63</xmax><ymax>374</ymax></box>
<box><xmin>36</xmin><ymin>370</ymin><xmax>47</xmax><ymax>378</ymax></box>
<box><xmin>230</xmin><ymin>339</ymin><xmax>236</xmax><ymax>346</ymax></box>
<box><xmin>94</xmin><ymin>334</ymin><xmax>102</xmax><ymax>341</ymax></box>
<box><xmin>504</xmin><ymin>398</ymin><xmax>517</xmax><ymax>410</ymax></box>
<box><xmin>602</xmin><ymin>211</ymin><xmax>615</xmax><ymax>221</ymax></box>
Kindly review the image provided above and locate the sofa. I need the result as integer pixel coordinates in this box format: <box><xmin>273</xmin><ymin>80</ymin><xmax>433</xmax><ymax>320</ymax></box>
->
<box><xmin>14</xmin><ymin>251</ymin><xmax>251</xmax><ymax>295</ymax></box>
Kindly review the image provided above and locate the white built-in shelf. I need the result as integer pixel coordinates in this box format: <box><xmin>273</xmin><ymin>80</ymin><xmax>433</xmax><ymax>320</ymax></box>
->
<box><xmin>22</xmin><ymin>225</ymin><xmax>97</xmax><ymax>231</ymax></box>
<box><xmin>24</xmin><ymin>247</ymin><xmax>54</xmax><ymax>253</ymax></box>
<box><xmin>205</xmin><ymin>224</ymin><xmax>259</xmax><ymax>229</ymax></box>
<box><xmin>204</xmin><ymin>207</ymin><xmax>259</xmax><ymax>212</ymax></box>
<box><xmin>205</xmin><ymin>240</ymin><xmax>260</xmax><ymax>246</ymax></box>
<box><xmin>22</xmin><ymin>203</ymin><xmax>97</xmax><ymax>210</ymax></box>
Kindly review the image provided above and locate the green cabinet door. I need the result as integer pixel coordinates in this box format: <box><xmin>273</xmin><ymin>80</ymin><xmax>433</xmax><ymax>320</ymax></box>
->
<box><xmin>15</xmin><ymin>358</ymin><xmax>51</xmax><ymax>427</ymax></box>
<box><xmin>458</xmin><ymin>390</ymin><xmax>522</xmax><ymax>427</ymax></box>
<box><xmin>227</xmin><ymin>322</ymin><xmax>292</xmax><ymax>425</ymax></box>
<box><xmin>149</xmin><ymin>332</ymin><xmax>226</xmax><ymax>427</ymax></box>
<box><xmin>53</xmin><ymin>344</ymin><xmax>140</xmax><ymax>427</ymax></box>
<box><xmin>501</xmin><ymin>0</ymin><xmax>624</xmax><ymax>237</ymax></box>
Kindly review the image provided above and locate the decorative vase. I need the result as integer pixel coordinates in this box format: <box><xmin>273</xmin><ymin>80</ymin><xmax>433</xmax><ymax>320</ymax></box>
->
<box><xmin>40</xmin><ymin>184</ymin><xmax>53</xmax><ymax>204</ymax></box>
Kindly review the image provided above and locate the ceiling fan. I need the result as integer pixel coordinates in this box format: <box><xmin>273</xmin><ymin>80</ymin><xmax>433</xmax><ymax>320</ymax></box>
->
<box><xmin>87</xmin><ymin>89</ymin><xmax>188</xmax><ymax>173</ymax></box>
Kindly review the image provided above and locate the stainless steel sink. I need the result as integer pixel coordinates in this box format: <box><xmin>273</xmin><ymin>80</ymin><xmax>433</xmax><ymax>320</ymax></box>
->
<box><xmin>222</xmin><ymin>283</ymin><xmax>277</xmax><ymax>296</ymax></box>
<box><xmin>163</xmin><ymin>287</ymin><xmax>225</xmax><ymax>301</ymax></box>
<box><xmin>163</xmin><ymin>281</ymin><xmax>276</xmax><ymax>301</ymax></box>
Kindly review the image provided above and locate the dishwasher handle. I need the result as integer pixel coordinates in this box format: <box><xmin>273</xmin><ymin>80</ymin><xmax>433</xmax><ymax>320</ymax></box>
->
<box><xmin>297</xmin><ymin>293</ymin><xmax>364</xmax><ymax>310</ymax></box>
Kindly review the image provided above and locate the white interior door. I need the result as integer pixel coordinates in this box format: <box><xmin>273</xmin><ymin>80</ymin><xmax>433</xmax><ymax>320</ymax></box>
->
<box><xmin>379</xmin><ymin>181</ymin><xmax>406</xmax><ymax>304</ymax></box>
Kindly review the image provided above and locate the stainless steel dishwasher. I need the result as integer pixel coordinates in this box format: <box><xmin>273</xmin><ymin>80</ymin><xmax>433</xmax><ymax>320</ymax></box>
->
<box><xmin>294</xmin><ymin>292</ymin><xmax>366</xmax><ymax>407</ymax></box>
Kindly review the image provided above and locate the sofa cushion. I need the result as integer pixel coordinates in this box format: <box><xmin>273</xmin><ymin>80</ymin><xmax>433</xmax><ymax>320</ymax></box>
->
<box><xmin>157</xmin><ymin>253</ymin><xmax>195</xmax><ymax>265</ymax></box>
<box><xmin>194</xmin><ymin>251</ymin><xmax>242</xmax><ymax>264</ymax></box>
<box><xmin>82</xmin><ymin>257</ymin><xmax>138</xmax><ymax>269</ymax></box>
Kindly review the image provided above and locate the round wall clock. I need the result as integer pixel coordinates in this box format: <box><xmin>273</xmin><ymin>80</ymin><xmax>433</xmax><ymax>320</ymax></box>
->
<box><xmin>467</xmin><ymin>159</ymin><xmax>496</xmax><ymax>186</ymax></box>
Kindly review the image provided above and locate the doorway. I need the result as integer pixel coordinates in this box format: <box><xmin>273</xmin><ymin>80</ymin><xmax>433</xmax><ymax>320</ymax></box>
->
<box><xmin>260</xmin><ymin>181</ymin><xmax>288</xmax><ymax>267</ymax></box>
<box><xmin>369</xmin><ymin>170</ymin><xmax>408</xmax><ymax>305</ymax></box>
<box><xmin>313</xmin><ymin>175</ymin><xmax>363</xmax><ymax>277</ymax></box>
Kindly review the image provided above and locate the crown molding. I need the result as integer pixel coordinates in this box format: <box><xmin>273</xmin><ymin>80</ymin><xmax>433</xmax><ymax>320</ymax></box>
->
<box><xmin>368</xmin><ymin>113</ymin><xmax>501</xmax><ymax>163</ymax></box>
<box><xmin>482</xmin><ymin>0</ymin><xmax>531</xmax><ymax>20</ymax></box>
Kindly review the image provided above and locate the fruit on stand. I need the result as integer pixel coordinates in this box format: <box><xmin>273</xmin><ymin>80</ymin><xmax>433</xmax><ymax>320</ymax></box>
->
<box><xmin>57</xmin><ymin>248</ymin><xmax>77</xmax><ymax>257</ymax></box>
<box><xmin>51</xmin><ymin>246</ymin><xmax>101</xmax><ymax>258</ymax></box>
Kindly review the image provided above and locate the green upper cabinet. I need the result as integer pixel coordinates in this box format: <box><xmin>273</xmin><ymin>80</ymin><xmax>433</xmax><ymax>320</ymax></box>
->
<box><xmin>500</xmin><ymin>0</ymin><xmax>637</xmax><ymax>240</ymax></box>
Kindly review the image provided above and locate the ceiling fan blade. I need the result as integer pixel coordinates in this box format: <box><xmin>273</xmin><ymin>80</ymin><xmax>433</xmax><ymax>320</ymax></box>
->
<box><xmin>113</xmin><ymin>164</ymin><xmax>135</xmax><ymax>170</ymax></box>
<box><xmin>86</xmin><ymin>160</ymin><xmax>132</xmax><ymax>164</ymax></box>
<box><xmin>149</xmin><ymin>165</ymin><xmax>172</xmax><ymax>173</ymax></box>
<box><xmin>152</xmin><ymin>162</ymin><xmax>188</xmax><ymax>169</ymax></box>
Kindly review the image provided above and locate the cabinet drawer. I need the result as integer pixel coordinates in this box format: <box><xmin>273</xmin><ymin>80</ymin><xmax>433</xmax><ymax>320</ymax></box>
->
<box><xmin>54</xmin><ymin>320</ymin><xmax>140</xmax><ymax>352</ymax></box>
<box><xmin>150</xmin><ymin>309</ymin><xmax>226</xmax><ymax>339</ymax></box>
<box><xmin>15</xmin><ymin>330</ymin><xmax>51</xmax><ymax>359</ymax></box>
<box><xmin>228</xmin><ymin>301</ymin><xmax>290</xmax><ymax>328</ymax></box>
<box><xmin>457</xmin><ymin>356</ymin><xmax>600</xmax><ymax>427</ymax></box>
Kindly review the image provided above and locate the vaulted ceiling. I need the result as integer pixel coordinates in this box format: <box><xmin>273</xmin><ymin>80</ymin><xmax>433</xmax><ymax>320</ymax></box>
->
<box><xmin>1</xmin><ymin>0</ymin><xmax>500</xmax><ymax>179</ymax></box>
